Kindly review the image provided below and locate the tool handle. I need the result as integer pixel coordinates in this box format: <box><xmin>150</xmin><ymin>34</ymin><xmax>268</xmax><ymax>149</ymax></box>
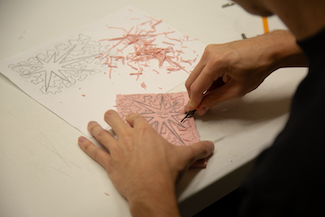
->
<box><xmin>206</xmin><ymin>77</ymin><xmax>225</xmax><ymax>93</ymax></box>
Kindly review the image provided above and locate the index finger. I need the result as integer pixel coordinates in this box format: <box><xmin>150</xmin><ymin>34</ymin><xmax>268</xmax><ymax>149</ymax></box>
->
<box><xmin>185</xmin><ymin>61</ymin><xmax>205</xmax><ymax>97</ymax></box>
<box><xmin>186</xmin><ymin>65</ymin><xmax>219</xmax><ymax>111</ymax></box>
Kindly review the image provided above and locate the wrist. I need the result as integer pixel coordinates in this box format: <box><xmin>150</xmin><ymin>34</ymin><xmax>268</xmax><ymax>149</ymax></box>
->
<box><xmin>129</xmin><ymin>197</ymin><xmax>180</xmax><ymax>217</ymax></box>
<box><xmin>261</xmin><ymin>30</ymin><xmax>308</xmax><ymax>69</ymax></box>
<box><xmin>128</xmin><ymin>179</ymin><xmax>181</xmax><ymax>217</ymax></box>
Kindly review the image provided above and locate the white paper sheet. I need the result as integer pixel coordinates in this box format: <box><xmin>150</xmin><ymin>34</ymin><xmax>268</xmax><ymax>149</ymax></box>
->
<box><xmin>0</xmin><ymin>5</ymin><xmax>205</xmax><ymax>137</ymax></box>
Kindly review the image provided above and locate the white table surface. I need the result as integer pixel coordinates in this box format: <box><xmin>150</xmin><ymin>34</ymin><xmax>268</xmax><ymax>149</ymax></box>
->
<box><xmin>0</xmin><ymin>0</ymin><xmax>307</xmax><ymax>216</ymax></box>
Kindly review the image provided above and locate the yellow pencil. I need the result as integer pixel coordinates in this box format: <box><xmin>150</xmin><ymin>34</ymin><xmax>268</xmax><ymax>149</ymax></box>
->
<box><xmin>262</xmin><ymin>17</ymin><xmax>269</xmax><ymax>33</ymax></box>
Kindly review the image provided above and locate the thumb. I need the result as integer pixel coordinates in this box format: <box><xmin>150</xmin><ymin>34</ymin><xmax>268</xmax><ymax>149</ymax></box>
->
<box><xmin>185</xmin><ymin>140</ymin><xmax>215</xmax><ymax>163</ymax></box>
<box><xmin>197</xmin><ymin>82</ymin><xmax>243</xmax><ymax>115</ymax></box>
<box><xmin>174</xmin><ymin>141</ymin><xmax>214</xmax><ymax>183</ymax></box>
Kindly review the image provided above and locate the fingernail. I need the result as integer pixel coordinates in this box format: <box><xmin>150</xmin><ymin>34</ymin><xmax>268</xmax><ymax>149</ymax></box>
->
<box><xmin>88</xmin><ymin>121</ymin><xmax>96</xmax><ymax>127</ymax></box>
<box><xmin>126</xmin><ymin>113</ymin><xmax>136</xmax><ymax>121</ymax></box>
<box><xmin>184</xmin><ymin>104</ymin><xmax>189</xmax><ymax>113</ymax></box>
<box><xmin>208</xmin><ymin>141</ymin><xmax>215</xmax><ymax>152</ymax></box>
<box><xmin>188</xmin><ymin>100</ymin><xmax>195</xmax><ymax>110</ymax></box>
<box><xmin>198</xmin><ymin>106</ymin><xmax>209</xmax><ymax>116</ymax></box>
<box><xmin>78</xmin><ymin>136</ymin><xmax>86</xmax><ymax>143</ymax></box>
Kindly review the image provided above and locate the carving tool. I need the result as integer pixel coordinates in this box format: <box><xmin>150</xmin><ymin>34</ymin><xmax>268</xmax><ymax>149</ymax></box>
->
<box><xmin>181</xmin><ymin>77</ymin><xmax>225</xmax><ymax>123</ymax></box>
<box><xmin>181</xmin><ymin>109</ymin><xmax>197</xmax><ymax>123</ymax></box>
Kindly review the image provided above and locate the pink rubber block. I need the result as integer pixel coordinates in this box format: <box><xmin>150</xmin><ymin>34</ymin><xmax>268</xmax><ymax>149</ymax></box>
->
<box><xmin>116</xmin><ymin>92</ymin><xmax>207</xmax><ymax>168</ymax></box>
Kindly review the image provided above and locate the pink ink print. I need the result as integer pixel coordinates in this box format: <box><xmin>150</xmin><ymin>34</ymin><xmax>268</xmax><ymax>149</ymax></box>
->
<box><xmin>104</xmin><ymin>192</ymin><xmax>109</xmax><ymax>196</ymax></box>
<box><xmin>81</xmin><ymin>94</ymin><xmax>86</xmax><ymax>97</ymax></box>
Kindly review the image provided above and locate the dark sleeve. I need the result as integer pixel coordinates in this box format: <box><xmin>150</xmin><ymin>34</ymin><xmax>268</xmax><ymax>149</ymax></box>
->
<box><xmin>238</xmin><ymin>27</ymin><xmax>325</xmax><ymax>217</ymax></box>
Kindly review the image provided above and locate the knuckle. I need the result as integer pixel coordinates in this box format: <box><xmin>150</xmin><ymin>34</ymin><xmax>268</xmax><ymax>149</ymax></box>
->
<box><xmin>207</xmin><ymin>56</ymin><xmax>225</xmax><ymax>75</ymax></box>
<box><xmin>82</xmin><ymin>141</ymin><xmax>92</xmax><ymax>152</ymax></box>
<box><xmin>205</xmin><ymin>44</ymin><xmax>216</xmax><ymax>54</ymax></box>
<box><xmin>137</xmin><ymin>122</ymin><xmax>149</xmax><ymax>132</ymax></box>
<box><xmin>185</xmin><ymin>79</ymin><xmax>191</xmax><ymax>90</ymax></box>
<box><xmin>209</xmin><ymin>54</ymin><xmax>221</xmax><ymax>65</ymax></box>
<box><xmin>204</xmin><ymin>45</ymin><xmax>221</xmax><ymax>59</ymax></box>
<box><xmin>190</xmin><ymin>85</ymin><xmax>203</xmax><ymax>97</ymax></box>
<box><xmin>116</xmin><ymin>127</ymin><xmax>129</xmax><ymax>138</ymax></box>
<box><xmin>121</xmin><ymin>136</ymin><xmax>132</xmax><ymax>145</ymax></box>
<box><xmin>96</xmin><ymin>130</ymin><xmax>106</xmax><ymax>139</ymax></box>
<box><xmin>229</xmin><ymin>85</ymin><xmax>246</xmax><ymax>98</ymax></box>
<box><xmin>92</xmin><ymin>148</ymin><xmax>100</xmax><ymax>160</ymax></box>
<box><xmin>206</xmin><ymin>95</ymin><xmax>221</xmax><ymax>107</ymax></box>
<box><xmin>202</xmin><ymin>45</ymin><xmax>216</xmax><ymax>61</ymax></box>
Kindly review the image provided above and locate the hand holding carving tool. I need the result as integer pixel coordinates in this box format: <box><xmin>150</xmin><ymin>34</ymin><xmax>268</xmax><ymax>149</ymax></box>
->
<box><xmin>181</xmin><ymin>77</ymin><xmax>225</xmax><ymax>123</ymax></box>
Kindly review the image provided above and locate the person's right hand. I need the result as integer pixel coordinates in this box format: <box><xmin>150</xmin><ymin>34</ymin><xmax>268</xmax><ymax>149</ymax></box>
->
<box><xmin>185</xmin><ymin>30</ymin><xmax>307</xmax><ymax>115</ymax></box>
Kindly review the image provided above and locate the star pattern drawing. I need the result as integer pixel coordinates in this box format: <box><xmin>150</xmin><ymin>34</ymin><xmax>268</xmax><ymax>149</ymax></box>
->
<box><xmin>134</xmin><ymin>94</ymin><xmax>187</xmax><ymax>144</ymax></box>
<box><xmin>8</xmin><ymin>34</ymin><xmax>104</xmax><ymax>94</ymax></box>
<box><xmin>30</xmin><ymin>46</ymin><xmax>95</xmax><ymax>92</ymax></box>
<box><xmin>116</xmin><ymin>92</ymin><xmax>200</xmax><ymax>146</ymax></box>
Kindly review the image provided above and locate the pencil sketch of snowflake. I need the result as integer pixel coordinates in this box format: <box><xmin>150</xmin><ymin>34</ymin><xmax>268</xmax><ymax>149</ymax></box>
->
<box><xmin>8</xmin><ymin>34</ymin><xmax>109</xmax><ymax>94</ymax></box>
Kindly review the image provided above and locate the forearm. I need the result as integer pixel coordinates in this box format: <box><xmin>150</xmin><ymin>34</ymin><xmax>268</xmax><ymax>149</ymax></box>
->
<box><xmin>259</xmin><ymin>30</ymin><xmax>308</xmax><ymax>68</ymax></box>
<box><xmin>128</xmin><ymin>180</ymin><xmax>181</xmax><ymax>217</ymax></box>
<box><xmin>129</xmin><ymin>195</ymin><xmax>180</xmax><ymax>217</ymax></box>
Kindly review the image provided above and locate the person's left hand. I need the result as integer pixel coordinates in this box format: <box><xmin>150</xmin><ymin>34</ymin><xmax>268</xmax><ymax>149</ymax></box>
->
<box><xmin>78</xmin><ymin>110</ymin><xmax>214</xmax><ymax>216</ymax></box>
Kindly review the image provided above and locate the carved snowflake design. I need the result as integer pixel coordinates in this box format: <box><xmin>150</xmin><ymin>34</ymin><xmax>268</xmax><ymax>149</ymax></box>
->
<box><xmin>117</xmin><ymin>92</ymin><xmax>200</xmax><ymax>146</ymax></box>
<box><xmin>134</xmin><ymin>94</ymin><xmax>186</xmax><ymax>144</ymax></box>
